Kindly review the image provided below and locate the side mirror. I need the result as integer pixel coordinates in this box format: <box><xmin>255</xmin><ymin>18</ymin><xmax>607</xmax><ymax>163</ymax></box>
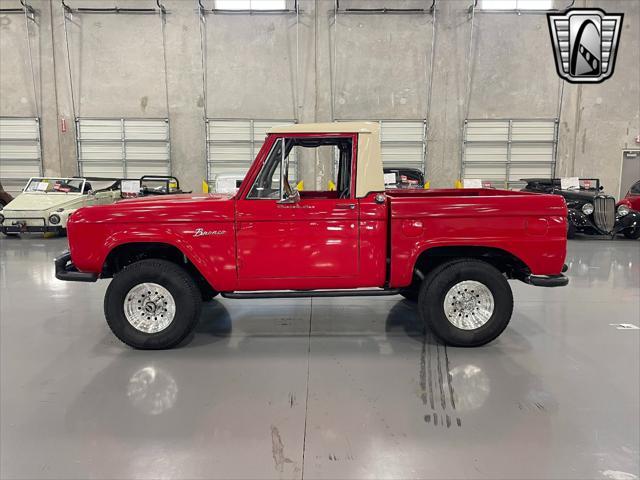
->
<box><xmin>599</xmin><ymin>186</ymin><xmax>604</xmax><ymax>191</ymax></box>
<box><xmin>277</xmin><ymin>189</ymin><xmax>300</xmax><ymax>205</ymax></box>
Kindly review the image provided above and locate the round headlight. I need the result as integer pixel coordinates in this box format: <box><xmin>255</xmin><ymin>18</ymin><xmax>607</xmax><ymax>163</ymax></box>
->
<box><xmin>617</xmin><ymin>204</ymin><xmax>630</xmax><ymax>217</ymax></box>
<box><xmin>48</xmin><ymin>214</ymin><xmax>61</xmax><ymax>225</ymax></box>
<box><xmin>582</xmin><ymin>203</ymin><xmax>594</xmax><ymax>215</ymax></box>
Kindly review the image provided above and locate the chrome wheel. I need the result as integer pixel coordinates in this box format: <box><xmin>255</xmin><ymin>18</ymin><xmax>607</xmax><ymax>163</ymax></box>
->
<box><xmin>443</xmin><ymin>280</ymin><xmax>494</xmax><ymax>330</ymax></box>
<box><xmin>124</xmin><ymin>283</ymin><xmax>176</xmax><ymax>334</ymax></box>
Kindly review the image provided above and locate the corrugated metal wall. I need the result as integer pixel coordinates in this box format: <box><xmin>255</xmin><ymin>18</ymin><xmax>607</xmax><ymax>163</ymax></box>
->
<box><xmin>77</xmin><ymin>118</ymin><xmax>170</xmax><ymax>178</ymax></box>
<box><xmin>0</xmin><ymin>117</ymin><xmax>42</xmax><ymax>195</ymax></box>
<box><xmin>462</xmin><ymin>119</ymin><xmax>557</xmax><ymax>189</ymax></box>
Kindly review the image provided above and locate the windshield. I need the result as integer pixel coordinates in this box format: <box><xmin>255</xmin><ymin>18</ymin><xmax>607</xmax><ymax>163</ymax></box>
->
<box><xmin>24</xmin><ymin>178</ymin><xmax>86</xmax><ymax>194</ymax></box>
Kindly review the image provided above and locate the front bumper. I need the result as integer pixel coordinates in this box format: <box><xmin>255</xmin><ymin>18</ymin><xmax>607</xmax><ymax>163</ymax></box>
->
<box><xmin>54</xmin><ymin>251</ymin><xmax>99</xmax><ymax>282</ymax></box>
<box><xmin>613</xmin><ymin>210</ymin><xmax>640</xmax><ymax>235</ymax></box>
<box><xmin>568</xmin><ymin>209</ymin><xmax>640</xmax><ymax>236</ymax></box>
<box><xmin>1</xmin><ymin>217</ymin><xmax>62</xmax><ymax>234</ymax></box>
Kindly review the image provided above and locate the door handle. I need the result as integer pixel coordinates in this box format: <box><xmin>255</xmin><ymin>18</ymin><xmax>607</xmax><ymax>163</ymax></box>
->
<box><xmin>336</xmin><ymin>203</ymin><xmax>356</xmax><ymax>210</ymax></box>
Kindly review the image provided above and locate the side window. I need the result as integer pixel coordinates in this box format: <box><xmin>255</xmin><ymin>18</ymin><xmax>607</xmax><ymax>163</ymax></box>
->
<box><xmin>247</xmin><ymin>136</ymin><xmax>353</xmax><ymax>200</ymax></box>
<box><xmin>630</xmin><ymin>181</ymin><xmax>640</xmax><ymax>195</ymax></box>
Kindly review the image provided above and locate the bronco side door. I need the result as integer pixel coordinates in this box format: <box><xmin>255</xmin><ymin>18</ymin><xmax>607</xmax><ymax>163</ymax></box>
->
<box><xmin>235</xmin><ymin>133</ymin><xmax>360</xmax><ymax>290</ymax></box>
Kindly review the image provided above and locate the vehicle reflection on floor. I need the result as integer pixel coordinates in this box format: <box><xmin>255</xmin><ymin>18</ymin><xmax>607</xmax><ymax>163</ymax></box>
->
<box><xmin>1</xmin><ymin>235</ymin><xmax>638</xmax><ymax>479</ymax></box>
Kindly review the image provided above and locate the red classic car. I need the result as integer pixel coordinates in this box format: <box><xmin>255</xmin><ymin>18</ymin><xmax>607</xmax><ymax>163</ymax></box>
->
<box><xmin>55</xmin><ymin>122</ymin><xmax>568</xmax><ymax>349</ymax></box>
<box><xmin>618</xmin><ymin>180</ymin><xmax>640</xmax><ymax>212</ymax></box>
<box><xmin>616</xmin><ymin>180</ymin><xmax>640</xmax><ymax>239</ymax></box>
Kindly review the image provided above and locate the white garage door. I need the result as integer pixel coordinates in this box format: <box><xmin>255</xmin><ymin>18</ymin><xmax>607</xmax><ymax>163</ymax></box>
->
<box><xmin>206</xmin><ymin>119</ymin><xmax>295</xmax><ymax>189</ymax></box>
<box><xmin>0</xmin><ymin>117</ymin><xmax>42</xmax><ymax>195</ymax></box>
<box><xmin>77</xmin><ymin>118</ymin><xmax>170</xmax><ymax>179</ymax></box>
<box><xmin>379</xmin><ymin>120</ymin><xmax>426</xmax><ymax>172</ymax></box>
<box><xmin>462</xmin><ymin>119</ymin><xmax>557</xmax><ymax>189</ymax></box>
<box><xmin>337</xmin><ymin>120</ymin><xmax>426</xmax><ymax>172</ymax></box>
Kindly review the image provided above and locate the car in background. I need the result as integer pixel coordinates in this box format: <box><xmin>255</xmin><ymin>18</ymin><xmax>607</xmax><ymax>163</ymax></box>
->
<box><xmin>616</xmin><ymin>180</ymin><xmax>640</xmax><ymax>239</ymax></box>
<box><xmin>383</xmin><ymin>167</ymin><xmax>425</xmax><ymax>189</ymax></box>
<box><xmin>521</xmin><ymin>178</ymin><xmax>640</xmax><ymax>239</ymax></box>
<box><xmin>139</xmin><ymin>176</ymin><xmax>190</xmax><ymax>196</ymax></box>
<box><xmin>0</xmin><ymin>177</ymin><xmax>121</xmax><ymax>236</ymax></box>
<box><xmin>0</xmin><ymin>181</ymin><xmax>14</xmax><ymax>207</ymax></box>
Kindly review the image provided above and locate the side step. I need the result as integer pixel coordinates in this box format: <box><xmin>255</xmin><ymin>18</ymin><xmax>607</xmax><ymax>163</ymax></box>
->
<box><xmin>221</xmin><ymin>288</ymin><xmax>401</xmax><ymax>299</ymax></box>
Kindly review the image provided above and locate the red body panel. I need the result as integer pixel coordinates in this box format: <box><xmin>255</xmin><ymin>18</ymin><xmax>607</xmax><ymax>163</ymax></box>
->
<box><xmin>65</xmin><ymin>132</ymin><xmax>567</xmax><ymax>292</ymax></box>
<box><xmin>386</xmin><ymin>189</ymin><xmax>567</xmax><ymax>287</ymax></box>
<box><xmin>617</xmin><ymin>190</ymin><xmax>640</xmax><ymax>211</ymax></box>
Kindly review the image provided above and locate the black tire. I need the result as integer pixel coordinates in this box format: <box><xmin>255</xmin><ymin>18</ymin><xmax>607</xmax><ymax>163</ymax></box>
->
<box><xmin>418</xmin><ymin>259</ymin><xmax>513</xmax><ymax>347</ymax></box>
<box><xmin>2</xmin><ymin>232</ymin><xmax>19</xmax><ymax>237</ymax></box>
<box><xmin>567</xmin><ymin>222</ymin><xmax>576</xmax><ymax>239</ymax></box>
<box><xmin>623</xmin><ymin>227</ymin><xmax>640</xmax><ymax>240</ymax></box>
<box><xmin>104</xmin><ymin>259</ymin><xmax>202</xmax><ymax>349</ymax></box>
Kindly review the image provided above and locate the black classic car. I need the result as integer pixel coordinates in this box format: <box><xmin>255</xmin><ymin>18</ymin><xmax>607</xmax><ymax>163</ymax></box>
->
<box><xmin>521</xmin><ymin>178</ymin><xmax>640</xmax><ymax>239</ymax></box>
<box><xmin>383</xmin><ymin>167</ymin><xmax>425</xmax><ymax>189</ymax></box>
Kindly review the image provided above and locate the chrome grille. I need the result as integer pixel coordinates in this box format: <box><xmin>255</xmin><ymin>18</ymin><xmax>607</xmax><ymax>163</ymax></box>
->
<box><xmin>593</xmin><ymin>195</ymin><xmax>615</xmax><ymax>232</ymax></box>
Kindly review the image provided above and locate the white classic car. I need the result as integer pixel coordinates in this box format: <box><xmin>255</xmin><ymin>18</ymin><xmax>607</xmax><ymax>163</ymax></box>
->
<box><xmin>0</xmin><ymin>177</ymin><xmax>121</xmax><ymax>236</ymax></box>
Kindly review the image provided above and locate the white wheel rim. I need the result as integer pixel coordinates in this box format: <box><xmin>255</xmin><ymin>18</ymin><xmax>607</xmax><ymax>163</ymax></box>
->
<box><xmin>443</xmin><ymin>280</ymin><xmax>494</xmax><ymax>330</ymax></box>
<box><xmin>124</xmin><ymin>283</ymin><xmax>176</xmax><ymax>334</ymax></box>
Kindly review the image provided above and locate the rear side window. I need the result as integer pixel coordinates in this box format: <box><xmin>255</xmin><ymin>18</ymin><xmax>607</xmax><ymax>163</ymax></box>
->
<box><xmin>630</xmin><ymin>181</ymin><xmax>640</xmax><ymax>195</ymax></box>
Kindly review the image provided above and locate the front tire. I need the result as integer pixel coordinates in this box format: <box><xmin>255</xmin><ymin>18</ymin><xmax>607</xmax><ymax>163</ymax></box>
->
<box><xmin>623</xmin><ymin>227</ymin><xmax>640</xmax><ymax>240</ymax></box>
<box><xmin>104</xmin><ymin>259</ymin><xmax>202</xmax><ymax>349</ymax></box>
<box><xmin>418</xmin><ymin>259</ymin><xmax>513</xmax><ymax>347</ymax></box>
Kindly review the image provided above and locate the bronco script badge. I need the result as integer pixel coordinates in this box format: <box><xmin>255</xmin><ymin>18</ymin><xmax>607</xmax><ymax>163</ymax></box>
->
<box><xmin>547</xmin><ymin>8</ymin><xmax>623</xmax><ymax>84</ymax></box>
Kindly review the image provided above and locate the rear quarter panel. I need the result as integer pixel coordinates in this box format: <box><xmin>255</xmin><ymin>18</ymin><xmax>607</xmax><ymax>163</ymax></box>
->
<box><xmin>388</xmin><ymin>189</ymin><xmax>567</xmax><ymax>287</ymax></box>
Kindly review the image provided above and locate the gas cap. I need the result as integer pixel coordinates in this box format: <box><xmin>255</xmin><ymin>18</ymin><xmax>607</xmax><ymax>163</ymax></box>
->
<box><xmin>402</xmin><ymin>219</ymin><xmax>424</xmax><ymax>237</ymax></box>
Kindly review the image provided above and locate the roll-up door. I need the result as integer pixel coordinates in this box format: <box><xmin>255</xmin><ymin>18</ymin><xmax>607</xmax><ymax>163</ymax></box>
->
<box><xmin>462</xmin><ymin>119</ymin><xmax>557</xmax><ymax>189</ymax></box>
<box><xmin>77</xmin><ymin>118</ymin><xmax>170</xmax><ymax>179</ymax></box>
<box><xmin>206</xmin><ymin>119</ymin><xmax>295</xmax><ymax>191</ymax></box>
<box><xmin>0</xmin><ymin>117</ymin><xmax>42</xmax><ymax>195</ymax></box>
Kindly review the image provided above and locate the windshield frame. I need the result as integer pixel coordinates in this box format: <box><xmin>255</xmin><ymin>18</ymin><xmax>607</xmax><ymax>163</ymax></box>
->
<box><xmin>22</xmin><ymin>177</ymin><xmax>87</xmax><ymax>194</ymax></box>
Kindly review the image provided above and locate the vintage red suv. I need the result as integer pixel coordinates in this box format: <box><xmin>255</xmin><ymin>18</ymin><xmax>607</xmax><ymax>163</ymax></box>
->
<box><xmin>55</xmin><ymin>122</ymin><xmax>568</xmax><ymax>349</ymax></box>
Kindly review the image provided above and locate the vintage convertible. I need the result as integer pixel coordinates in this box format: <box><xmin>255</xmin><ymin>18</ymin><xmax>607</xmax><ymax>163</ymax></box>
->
<box><xmin>0</xmin><ymin>177</ymin><xmax>122</xmax><ymax>236</ymax></box>
<box><xmin>0</xmin><ymin>175</ymin><xmax>188</xmax><ymax>236</ymax></box>
<box><xmin>521</xmin><ymin>178</ymin><xmax>640</xmax><ymax>239</ymax></box>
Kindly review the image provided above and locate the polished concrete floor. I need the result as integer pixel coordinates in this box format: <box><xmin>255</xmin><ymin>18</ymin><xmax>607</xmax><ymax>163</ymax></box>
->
<box><xmin>0</xmin><ymin>235</ymin><xmax>638</xmax><ymax>480</ymax></box>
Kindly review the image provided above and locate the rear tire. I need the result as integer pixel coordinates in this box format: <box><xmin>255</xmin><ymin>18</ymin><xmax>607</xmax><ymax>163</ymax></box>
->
<box><xmin>104</xmin><ymin>259</ymin><xmax>202</xmax><ymax>349</ymax></box>
<box><xmin>418</xmin><ymin>259</ymin><xmax>513</xmax><ymax>347</ymax></box>
<box><xmin>567</xmin><ymin>222</ymin><xmax>576</xmax><ymax>239</ymax></box>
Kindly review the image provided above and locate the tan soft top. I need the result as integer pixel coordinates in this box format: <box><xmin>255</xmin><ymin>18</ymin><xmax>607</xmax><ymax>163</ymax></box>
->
<box><xmin>268</xmin><ymin>122</ymin><xmax>379</xmax><ymax>134</ymax></box>
<box><xmin>266</xmin><ymin>122</ymin><xmax>384</xmax><ymax>198</ymax></box>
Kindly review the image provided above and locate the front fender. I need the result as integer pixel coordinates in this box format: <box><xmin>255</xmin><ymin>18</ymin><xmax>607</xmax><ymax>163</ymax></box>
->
<box><xmin>614</xmin><ymin>210</ymin><xmax>640</xmax><ymax>233</ymax></box>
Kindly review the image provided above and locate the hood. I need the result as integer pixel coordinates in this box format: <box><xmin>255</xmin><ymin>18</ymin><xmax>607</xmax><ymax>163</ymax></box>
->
<box><xmin>2</xmin><ymin>192</ymin><xmax>83</xmax><ymax>212</ymax></box>
<box><xmin>116</xmin><ymin>193</ymin><xmax>233</xmax><ymax>206</ymax></box>
<box><xmin>70</xmin><ymin>193</ymin><xmax>235</xmax><ymax>225</ymax></box>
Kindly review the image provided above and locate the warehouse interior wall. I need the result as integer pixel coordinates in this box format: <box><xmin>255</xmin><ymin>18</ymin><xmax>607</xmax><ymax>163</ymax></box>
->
<box><xmin>0</xmin><ymin>0</ymin><xmax>638</xmax><ymax>194</ymax></box>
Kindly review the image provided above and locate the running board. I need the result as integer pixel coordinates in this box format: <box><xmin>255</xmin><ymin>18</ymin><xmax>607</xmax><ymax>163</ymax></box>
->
<box><xmin>221</xmin><ymin>289</ymin><xmax>401</xmax><ymax>299</ymax></box>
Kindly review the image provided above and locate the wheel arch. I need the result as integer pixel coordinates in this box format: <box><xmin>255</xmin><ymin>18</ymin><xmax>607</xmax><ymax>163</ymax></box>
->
<box><xmin>101</xmin><ymin>242</ymin><xmax>218</xmax><ymax>298</ymax></box>
<box><xmin>413</xmin><ymin>245</ymin><xmax>532</xmax><ymax>282</ymax></box>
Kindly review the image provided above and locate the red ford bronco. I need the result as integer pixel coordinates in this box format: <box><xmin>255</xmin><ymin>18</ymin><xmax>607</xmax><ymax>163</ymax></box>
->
<box><xmin>55</xmin><ymin>122</ymin><xmax>568</xmax><ymax>349</ymax></box>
